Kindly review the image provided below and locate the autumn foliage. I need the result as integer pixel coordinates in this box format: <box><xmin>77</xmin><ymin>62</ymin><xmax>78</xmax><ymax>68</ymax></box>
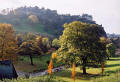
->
<box><xmin>52</xmin><ymin>53</ymin><xmax>57</xmax><ymax>59</ymax></box>
<box><xmin>37</xmin><ymin>35</ymin><xmax>43</xmax><ymax>49</ymax></box>
<box><xmin>0</xmin><ymin>24</ymin><xmax>18</xmax><ymax>61</ymax></box>
<box><xmin>48</xmin><ymin>60</ymin><xmax>53</xmax><ymax>75</ymax></box>
<box><xmin>72</xmin><ymin>63</ymin><xmax>76</xmax><ymax>80</ymax></box>
<box><xmin>29</xmin><ymin>15</ymin><xmax>39</xmax><ymax>23</ymax></box>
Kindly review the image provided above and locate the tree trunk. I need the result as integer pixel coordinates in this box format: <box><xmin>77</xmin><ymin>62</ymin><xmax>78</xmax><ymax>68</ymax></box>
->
<box><xmin>30</xmin><ymin>55</ymin><xmax>34</xmax><ymax>65</ymax></box>
<box><xmin>82</xmin><ymin>59</ymin><xmax>87</xmax><ymax>74</ymax></box>
<box><xmin>107</xmin><ymin>55</ymin><xmax>110</xmax><ymax>60</ymax></box>
<box><xmin>83</xmin><ymin>65</ymin><xmax>87</xmax><ymax>74</ymax></box>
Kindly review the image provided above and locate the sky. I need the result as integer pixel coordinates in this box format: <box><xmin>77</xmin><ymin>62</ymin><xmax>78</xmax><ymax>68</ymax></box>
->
<box><xmin>0</xmin><ymin>0</ymin><xmax>119</xmax><ymax>34</ymax></box>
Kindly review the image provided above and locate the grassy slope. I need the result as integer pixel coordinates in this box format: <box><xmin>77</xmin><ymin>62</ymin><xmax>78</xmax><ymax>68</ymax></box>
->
<box><xmin>0</xmin><ymin>18</ymin><xmax>51</xmax><ymax>35</ymax></box>
<box><xmin>13</xmin><ymin>22</ymin><xmax>45</xmax><ymax>33</ymax></box>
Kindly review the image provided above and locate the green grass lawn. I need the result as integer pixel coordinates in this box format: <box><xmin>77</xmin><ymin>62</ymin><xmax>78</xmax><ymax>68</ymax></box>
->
<box><xmin>10</xmin><ymin>57</ymin><xmax>120</xmax><ymax>82</ymax></box>
<box><xmin>3</xmin><ymin>72</ymin><xmax>120</xmax><ymax>82</ymax></box>
<box><xmin>50</xmin><ymin>57</ymin><xmax>120</xmax><ymax>82</ymax></box>
<box><xmin>14</xmin><ymin>54</ymin><xmax>63</xmax><ymax>73</ymax></box>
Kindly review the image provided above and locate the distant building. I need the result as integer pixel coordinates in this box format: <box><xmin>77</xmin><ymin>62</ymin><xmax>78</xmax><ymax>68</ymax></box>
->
<box><xmin>107</xmin><ymin>33</ymin><xmax>120</xmax><ymax>38</ymax></box>
<box><xmin>0</xmin><ymin>60</ymin><xmax>18</xmax><ymax>80</ymax></box>
<box><xmin>82</xmin><ymin>14</ymin><xmax>93</xmax><ymax>21</ymax></box>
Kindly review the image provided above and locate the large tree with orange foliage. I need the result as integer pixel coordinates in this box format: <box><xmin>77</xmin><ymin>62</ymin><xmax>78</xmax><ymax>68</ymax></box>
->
<box><xmin>0</xmin><ymin>24</ymin><xmax>18</xmax><ymax>61</ymax></box>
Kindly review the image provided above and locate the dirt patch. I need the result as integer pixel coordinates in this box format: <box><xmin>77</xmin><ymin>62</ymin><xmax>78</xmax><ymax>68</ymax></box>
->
<box><xmin>14</xmin><ymin>61</ymin><xmax>40</xmax><ymax>73</ymax></box>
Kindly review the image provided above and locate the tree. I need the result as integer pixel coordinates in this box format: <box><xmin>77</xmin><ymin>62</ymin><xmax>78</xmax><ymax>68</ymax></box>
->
<box><xmin>28</xmin><ymin>15</ymin><xmax>39</xmax><ymax>23</ymax></box>
<box><xmin>21</xmin><ymin>32</ymin><xmax>38</xmax><ymax>42</ymax></box>
<box><xmin>19</xmin><ymin>40</ymin><xmax>41</xmax><ymax>65</ymax></box>
<box><xmin>82</xmin><ymin>14</ymin><xmax>93</xmax><ymax>21</ymax></box>
<box><xmin>37</xmin><ymin>36</ymin><xmax>51</xmax><ymax>53</ymax></box>
<box><xmin>1</xmin><ymin>9</ymin><xmax>7</xmax><ymax>15</ymax></box>
<box><xmin>52</xmin><ymin>38</ymin><xmax>60</xmax><ymax>49</ymax></box>
<box><xmin>106</xmin><ymin>43</ymin><xmax>116</xmax><ymax>59</ymax></box>
<box><xmin>57</xmin><ymin>21</ymin><xmax>107</xmax><ymax>74</ymax></box>
<box><xmin>0</xmin><ymin>24</ymin><xmax>18</xmax><ymax>61</ymax></box>
<box><xmin>42</xmin><ymin>37</ymin><xmax>51</xmax><ymax>53</ymax></box>
<box><xmin>16</xmin><ymin>34</ymin><xmax>23</xmax><ymax>46</ymax></box>
<box><xmin>37</xmin><ymin>35</ymin><xmax>43</xmax><ymax>50</ymax></box>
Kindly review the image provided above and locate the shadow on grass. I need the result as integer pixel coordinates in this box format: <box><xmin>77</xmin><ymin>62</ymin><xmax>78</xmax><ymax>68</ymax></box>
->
<box><xmin>105</xmin><ymin>64</ymin><xmax>120</xmax><ymax>68</ymax></box>
<box><xmin>54</xmin><ymin>68</ymin><xmax>120</xmax><ymax>81</ymax></box>
<box><xmin>54</xmin><ymin>70</ymin><xmax>101</xmax><ymax>80</ymax></box>
<box><xmin>105</xmin><ymin>70</ymin><xmax>116</xmax><ymax>74</ymax></box>
<box><xmin>108</xmin><ymin>58</ymin><xmax>120</xmax><ymax>61</ymax></box>
<box><xmin>104</xmin><ymin>69</ymin><xmax>120</xmax><ymax>75</ymax></box>
<box><xmin>76</xmin><ymin>72</ymin><xmax>101</xmax><ymax>80</ymax></box>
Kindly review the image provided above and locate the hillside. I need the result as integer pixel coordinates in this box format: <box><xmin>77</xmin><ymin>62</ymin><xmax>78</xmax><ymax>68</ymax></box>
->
<box><xmin>0</xmin><ymin>6</ymin><xmax>96</xmax><ymax>37</ymax></box>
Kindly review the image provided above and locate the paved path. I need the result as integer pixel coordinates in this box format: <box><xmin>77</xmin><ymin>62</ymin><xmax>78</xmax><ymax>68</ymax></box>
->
<box><xmin>17</xmin><ymin>66</ymin><xmax>65</xmax><ymax>77</ymax></box>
